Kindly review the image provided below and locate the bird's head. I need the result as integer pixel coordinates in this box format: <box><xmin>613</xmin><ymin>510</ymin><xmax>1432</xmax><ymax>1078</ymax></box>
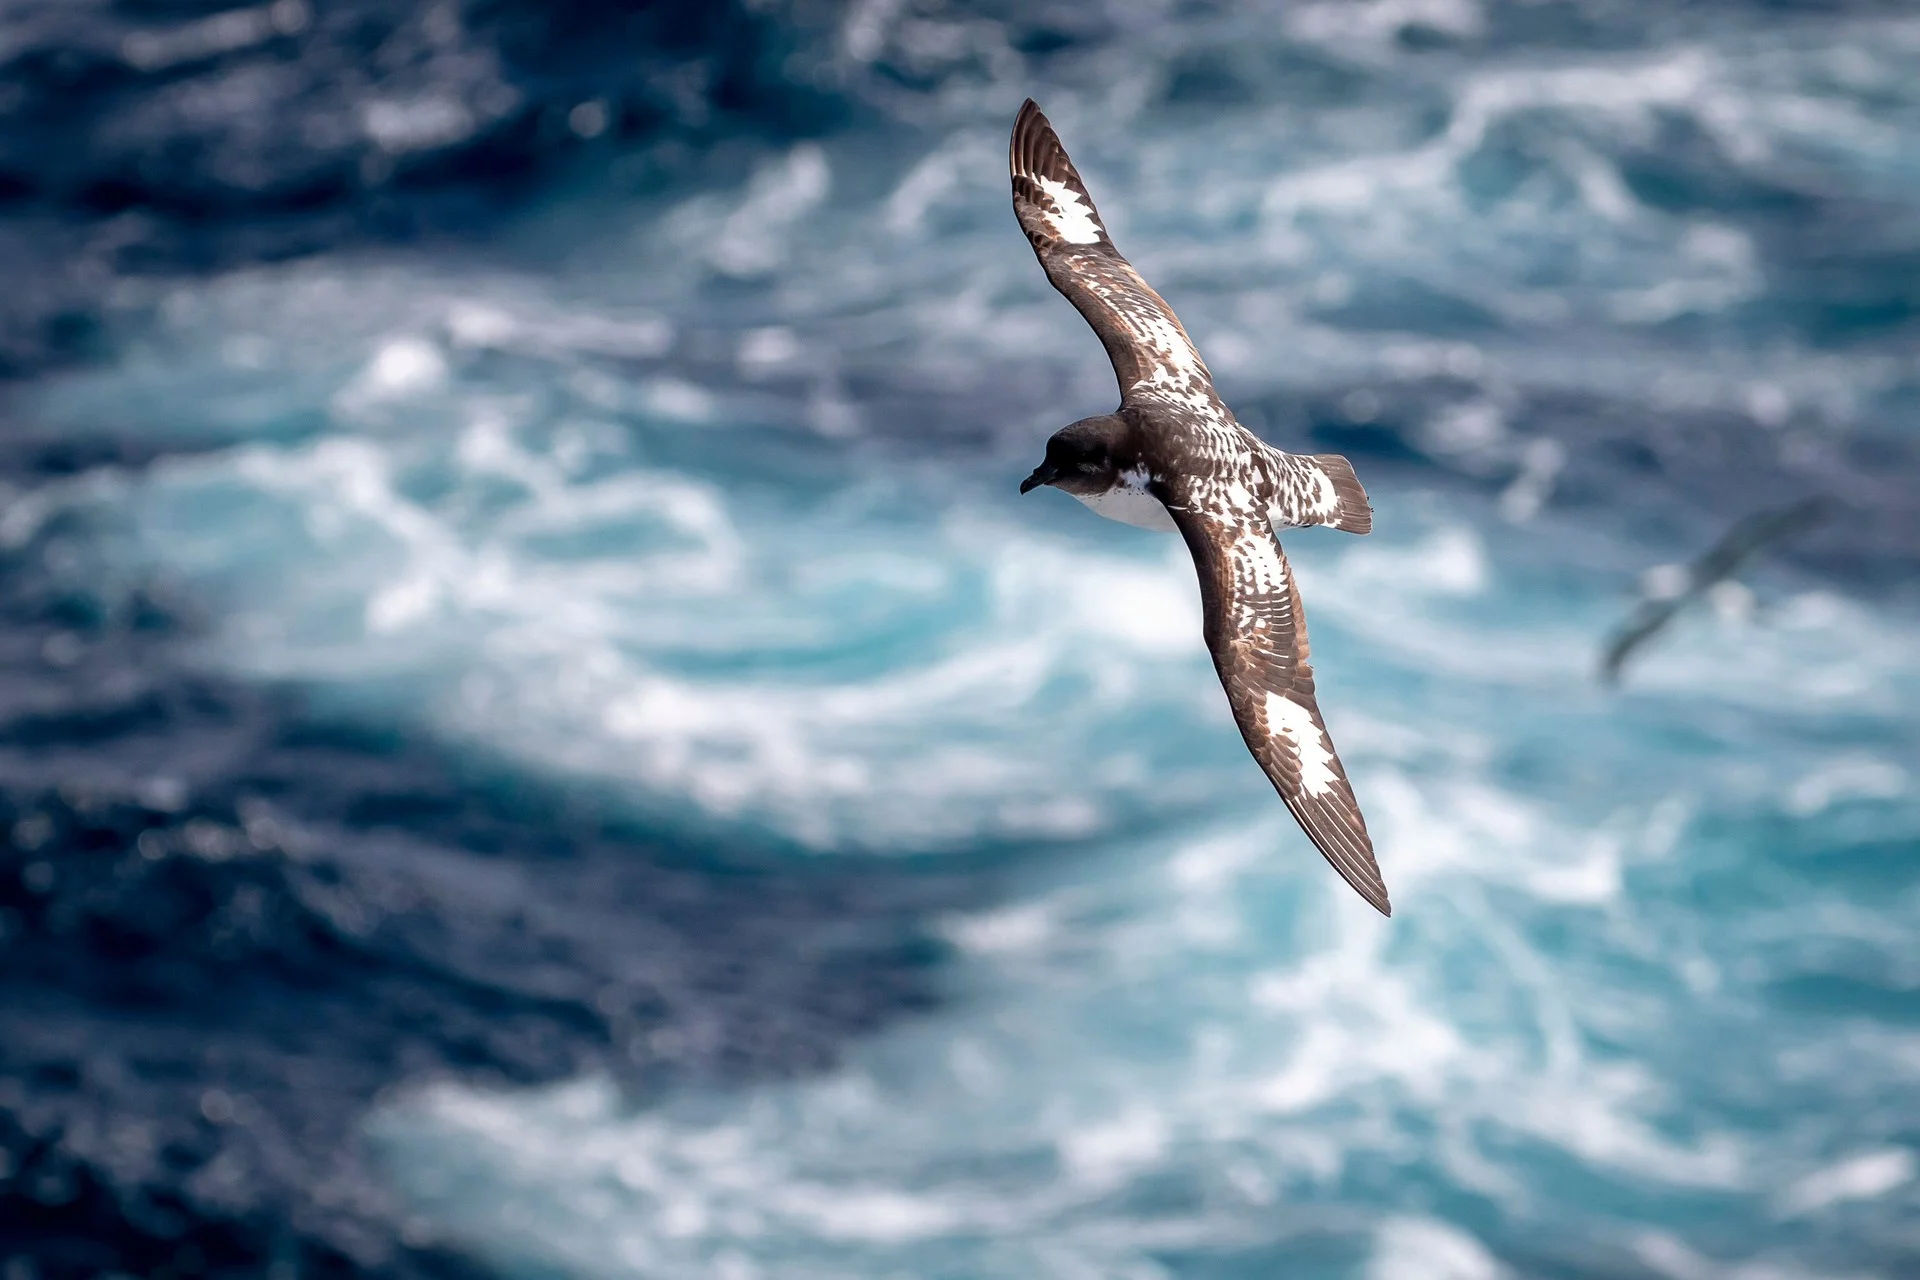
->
<box><xmin>1020</xmin><ymin>414</ymin><xmax>1127</xmax><ymax>496</ymax></box>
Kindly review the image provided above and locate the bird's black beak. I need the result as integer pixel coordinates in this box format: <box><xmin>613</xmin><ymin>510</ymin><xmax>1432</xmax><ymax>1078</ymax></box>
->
<box><xmin>1019</xmin><ymin>463</ymin><xmax>1056</xmax><ymax>494</ymax></box>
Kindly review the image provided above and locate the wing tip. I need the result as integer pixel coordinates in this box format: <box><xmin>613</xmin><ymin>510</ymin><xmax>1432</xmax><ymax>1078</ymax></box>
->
<box><xmin>1009</xmin><ymin>98</ymin><xmax>1110</xmax><ymax>248</ymax></box>
<box><xmin>1284</xmin><ymin>793</ymin><xmax>1392</xmax><ymax>917</ymax></box>
<box><xmin>1010</xmin><ymin>98</ymin><xmax>1054</xmax><ymax>182</ymax></box>
<box><xmin>1331</xmin><ymin>855</ymin><xmax>1393</xmax><ymax>917</ymax></box>
<box><xmin>1333</xmin><ymin>857</ymin><xmax>1393</xmax><ymax>916</ymax></box>
<box><xmin>1598</xmin><ymin>646</ymin><xmax>1627</xmax><ymax>687</ymax></box>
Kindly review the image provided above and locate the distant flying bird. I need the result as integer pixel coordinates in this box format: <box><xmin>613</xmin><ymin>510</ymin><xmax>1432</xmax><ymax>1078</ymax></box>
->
<box><xmin>1009</xmin><ymin>100</ymin><xmax>1390</xmax><ymax>916</ymax></box>
<box><xmin>1600</xmin><ymin>494</ymin><xmax>1835</xmax><ymax>686</ymax></box>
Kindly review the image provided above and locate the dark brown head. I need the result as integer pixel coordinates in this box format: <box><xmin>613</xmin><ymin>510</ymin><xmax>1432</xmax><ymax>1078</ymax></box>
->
<box><xmin>1019</xmin><ymin>414</ymin><xmax>1128</xmax><ymax>497</ymax></box>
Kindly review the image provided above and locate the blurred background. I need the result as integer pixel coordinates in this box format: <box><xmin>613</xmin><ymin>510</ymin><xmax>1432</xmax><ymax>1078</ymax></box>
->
<box><xmin>1</xmin><ymin>0</ymin><xmax>1917</xmax><ymax>1276</ymax></box>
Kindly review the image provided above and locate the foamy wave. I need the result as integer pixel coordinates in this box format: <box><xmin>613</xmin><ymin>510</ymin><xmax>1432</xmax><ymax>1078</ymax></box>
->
<box><xmin>368</xmin><ymin>741</ymin><xmax>1913</xmax><ymax>1276</ymax></box>
<box><xmin>11</xmin><ymin>8</ymin><xmax>1919</xmax><ymax>1275</ymax></box>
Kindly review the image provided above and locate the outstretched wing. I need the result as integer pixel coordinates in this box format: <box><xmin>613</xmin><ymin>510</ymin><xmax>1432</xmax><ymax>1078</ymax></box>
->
<box><xmin>1167</xmin><ymin>495</ymin><xmax>1391</xmax><ymax>915</ymax></box>
<box><xmin>1010</xmin><ymin>99</ymin><xmax>1216</xmax><ymax>406</ymax></box>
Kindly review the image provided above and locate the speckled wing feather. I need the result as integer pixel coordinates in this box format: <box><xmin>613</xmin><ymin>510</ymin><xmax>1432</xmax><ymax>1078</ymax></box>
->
<box><xmin>1166</xmin><ymin>495</ymin><xmax>1391</xmax><ymax>915</ymax></box>
<box><xmin>1010</xmin><ymin>99</ymin><xmax>1218</xmax><ymax>408</ymax></box>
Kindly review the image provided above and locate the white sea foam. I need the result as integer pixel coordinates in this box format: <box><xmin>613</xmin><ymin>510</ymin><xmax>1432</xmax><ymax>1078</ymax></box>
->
<box><xmin>16</xmin><ymin>9</ymin><xmax>1920</xmax><ymax>1275</ymax></box>
<box><xmin>1366</xmin><ymin>1217</ymin><xmax>1507</xmax><ymax>1280</ymax></box>
<box><xmin>30</xmin><ymin>237</ymin><xmax>1920</xmax><ymax>1272</ymax></box>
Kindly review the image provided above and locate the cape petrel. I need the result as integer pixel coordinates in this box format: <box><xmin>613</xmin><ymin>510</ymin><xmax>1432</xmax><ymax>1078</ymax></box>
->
<box><xmin>1010</xmin><ymin>99</ymin><xmax>1391</xmax><ymax>915</ymax></box>
<box><xmin>1600</xmin><ymin>494</ymin><xmax>1833</xmax><ymax>687</ymax></box>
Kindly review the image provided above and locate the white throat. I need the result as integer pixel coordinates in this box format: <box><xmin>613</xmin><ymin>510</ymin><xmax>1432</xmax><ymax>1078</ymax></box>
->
<box><xmin>1070</xmin><ymin>466</ymin><xmax>1176</xmax><ymax>532</ymax></box>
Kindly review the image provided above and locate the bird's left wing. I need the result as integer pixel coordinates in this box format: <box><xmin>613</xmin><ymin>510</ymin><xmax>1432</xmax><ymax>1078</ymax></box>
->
<box><xmin>1166</xmin><ymin>490</ymin><xmax>1391</xmax><ymax>915</ymax></box>
<box><xmin>1010</xmin><ymin>99</ymin><xmax>1216</xmax><ymax>407</ymax></box>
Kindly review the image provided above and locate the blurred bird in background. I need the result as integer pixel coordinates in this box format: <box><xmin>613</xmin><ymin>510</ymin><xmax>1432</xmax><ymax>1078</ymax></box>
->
<box><xmin>1601</xmin><ymin>495</ymin><xmax>1837</xmax><ymax>686</ymax></box>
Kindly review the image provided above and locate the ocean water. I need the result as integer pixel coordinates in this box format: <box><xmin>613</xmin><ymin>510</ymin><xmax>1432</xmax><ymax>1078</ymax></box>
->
<box><xmin>2</xmin><ymin>1</ymin><xmax>1917</xmax><ymax>1277</ymax></box>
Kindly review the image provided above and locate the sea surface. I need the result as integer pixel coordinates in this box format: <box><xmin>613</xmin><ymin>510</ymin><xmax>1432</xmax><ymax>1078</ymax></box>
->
<box><xmin>2</xmin><ymin>1</ymin><xmax>1917</xmax><ymax>1277</ymax></box>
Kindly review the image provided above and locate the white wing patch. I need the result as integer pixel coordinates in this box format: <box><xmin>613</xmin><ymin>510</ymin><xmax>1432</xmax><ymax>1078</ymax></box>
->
<box><xmin>1264</xmin><ymin>692</ymin><xmax>1339</xmax><ymax>796</ymax></box>
<box><xmin>1034</xmin><ymin>175</ymin><xmax>1105</xmax><ymax>245</ymax></box>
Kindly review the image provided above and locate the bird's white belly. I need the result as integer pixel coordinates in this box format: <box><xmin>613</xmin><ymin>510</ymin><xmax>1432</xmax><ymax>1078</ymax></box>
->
<box><xmin>1072</xmin><ymin>475</ymin><xmax>1177</xmax><ymax>532</ymax></box>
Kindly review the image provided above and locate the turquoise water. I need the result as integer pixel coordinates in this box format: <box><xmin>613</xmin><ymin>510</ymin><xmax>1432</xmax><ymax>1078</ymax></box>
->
<box><xmin>5</xmin><ymin>1</ymin><xmax>1917</xmax><ymax>1276</ymax></box>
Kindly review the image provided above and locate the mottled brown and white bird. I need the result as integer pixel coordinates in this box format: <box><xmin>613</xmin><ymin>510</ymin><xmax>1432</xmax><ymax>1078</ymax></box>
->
<box><xmin>1010</xmin><ymin>99</ymin><xmax>1391</xmax><ymax>915</ymax></box>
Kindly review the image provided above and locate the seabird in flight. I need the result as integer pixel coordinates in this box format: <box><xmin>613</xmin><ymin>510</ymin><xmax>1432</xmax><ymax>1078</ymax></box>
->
<box><xmin>1600</xmin><ymin>494</ymin><xmax>1835</xmax><ymax>686</ymax></box>
<box><xmin>1009</xmin><ymin>100</ymin><xmax>1390</xmax><ymax>916</ymax></box>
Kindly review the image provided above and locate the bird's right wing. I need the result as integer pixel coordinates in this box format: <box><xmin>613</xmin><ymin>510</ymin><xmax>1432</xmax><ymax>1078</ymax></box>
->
<box><xmin>1010</xmin><ymin>100</ymin><xmax>1218</xmax><ymax>408</ymax></box>
<box><xmin>1167</xmin><ymin>491</ymin><xmax>1391</xmax><ymax>915</ymax></box>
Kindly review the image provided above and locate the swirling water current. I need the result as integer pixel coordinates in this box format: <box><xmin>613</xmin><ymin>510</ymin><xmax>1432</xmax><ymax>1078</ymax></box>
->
<box><xmin>1</xmin><ymin>2</ymin><xmax>1917</xmax><ymax>1277</ymax></box>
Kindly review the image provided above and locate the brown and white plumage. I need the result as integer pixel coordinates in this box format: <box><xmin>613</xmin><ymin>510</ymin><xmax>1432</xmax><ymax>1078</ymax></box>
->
<box><xmin>1010</xmin><ymin>99</ymin><xmax>1216</xmax><ymax>409</ymax></box>
<box><xmin>1168</xmin><ymin>498</ymin><xmax>1389</xmax><ymax>914</ymax></box>
<box><xmin>1011</xmin><ymin>99</ymin><xmax>1391</xmax><ymax>915</ymax></box>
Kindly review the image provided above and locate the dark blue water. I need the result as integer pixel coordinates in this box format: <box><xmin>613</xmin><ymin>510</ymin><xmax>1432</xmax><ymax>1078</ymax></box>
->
<box><xmin>3</xmin><ymin>2</ymin><xmax>1917</xmax><ymax>1277</ymax></box>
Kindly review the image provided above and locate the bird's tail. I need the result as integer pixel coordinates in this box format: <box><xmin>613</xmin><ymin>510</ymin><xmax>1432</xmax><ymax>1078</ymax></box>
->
<box><xmin>1267</xmin><ymin>450</ymin><xmax>1373</xmax><ymax>534</ymax></box>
